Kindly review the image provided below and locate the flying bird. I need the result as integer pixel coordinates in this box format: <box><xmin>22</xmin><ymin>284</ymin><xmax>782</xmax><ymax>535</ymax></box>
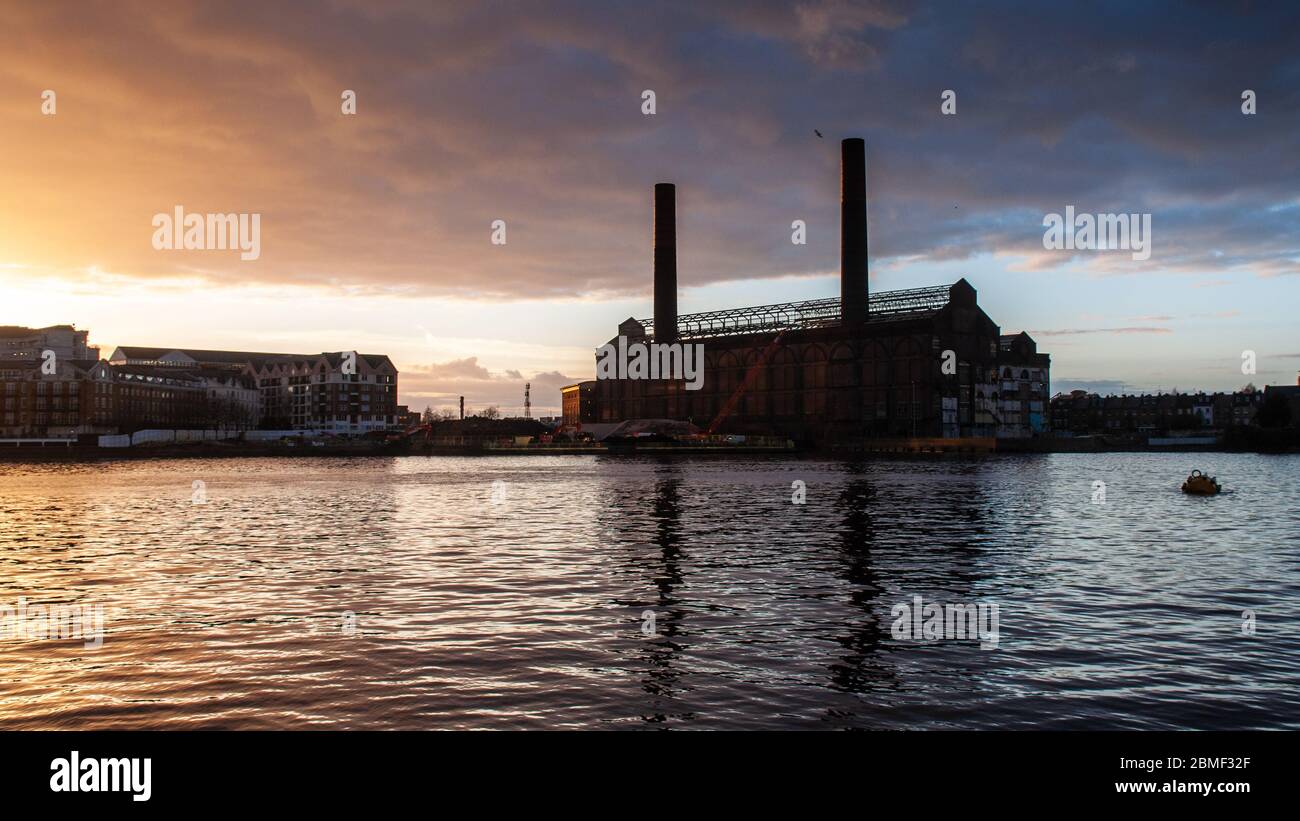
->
<box><xmin>814</xmin><ymin>129</ymin><xmax>823</xmax><ymax>139</ymax></box>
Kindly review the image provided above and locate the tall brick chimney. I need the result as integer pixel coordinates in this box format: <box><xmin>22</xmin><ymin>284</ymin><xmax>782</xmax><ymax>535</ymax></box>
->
<box><xmin>653</xmin><ymin>182</ymin><xmax>677</xmax><ymax>342</ymax></box>
<box><xmin>840</xmin><ymin>138</ymin><xmax>868</xmax><ymax>324</ymax></box>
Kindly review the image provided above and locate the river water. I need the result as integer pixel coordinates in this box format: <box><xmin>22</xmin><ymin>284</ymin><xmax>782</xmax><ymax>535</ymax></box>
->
<box><xmin>0</xmin><ymin>452</ymin><xmax>1296</xmax><ymax>729</ymax></box>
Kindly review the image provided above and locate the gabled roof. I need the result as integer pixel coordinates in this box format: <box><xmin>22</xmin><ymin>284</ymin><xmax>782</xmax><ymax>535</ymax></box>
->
<box><xmin>314</xmin><ymin>352</ymin><xmax>395</xmax><ymax>370</ymax></box>
<box><xmin>255</xmin><ymin>352</ymin><xmax>396</xmax><ymax>372</ymax></box>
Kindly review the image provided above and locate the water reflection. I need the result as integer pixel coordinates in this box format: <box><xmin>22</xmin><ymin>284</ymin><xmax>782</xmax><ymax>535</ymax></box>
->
<box><xmin>0</xmin><ymin>453</ymin><xmax>1297</xmax><ymax>729</ymax></box>
<box><xmin>827</xmin><ymin>462</ymin><xmax>889</xmax><ymax>697</ymax></box>
<box><xmin>638</xmin><ymin>465</ymin><xmax>688</xmax><ymax>723</ymax></box>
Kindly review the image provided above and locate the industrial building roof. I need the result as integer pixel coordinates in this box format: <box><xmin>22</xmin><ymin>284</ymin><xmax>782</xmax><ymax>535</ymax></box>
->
<box><xmin>638</xmin><ymin>283</ymin><xmax>955</xmax><ymax>341</ymax></box>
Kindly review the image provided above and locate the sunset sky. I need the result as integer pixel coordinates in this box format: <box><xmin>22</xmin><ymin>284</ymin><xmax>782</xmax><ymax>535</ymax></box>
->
<box><xmin>2</xmin><ymin>1</ymin><xmax>1298</xmax><ymax>414</ymax></box>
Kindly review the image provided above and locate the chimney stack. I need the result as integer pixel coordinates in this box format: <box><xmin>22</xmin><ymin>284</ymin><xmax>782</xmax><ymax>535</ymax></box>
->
<box><xmin>653</xmin><ymin>182</ymin><xmax>678</xmax><ymax>342</ymax></box>
<box><xmin>840</xmin><ymin>138</ymin><xmax>868</xmax><ymax>324</ymax></box>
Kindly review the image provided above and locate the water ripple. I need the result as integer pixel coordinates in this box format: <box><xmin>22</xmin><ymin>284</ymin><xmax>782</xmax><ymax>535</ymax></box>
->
<box><xmin>0</xmin><ymin>452</ymin><xmax>1297</xmax><ymax>729</ymax></box>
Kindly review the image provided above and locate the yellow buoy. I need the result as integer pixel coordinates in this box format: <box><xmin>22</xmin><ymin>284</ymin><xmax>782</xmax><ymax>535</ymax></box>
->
<box><xmin>1181</xmin><ymin>469</ymin><xmax>1221</xmax><ymax>496</ymax></box>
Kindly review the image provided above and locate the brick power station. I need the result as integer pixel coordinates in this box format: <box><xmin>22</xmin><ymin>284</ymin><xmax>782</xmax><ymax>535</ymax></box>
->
<box><xmin>593</xmin><ymin>138</ymin><xmax>1050</xmax><ymax>445</ymax></box>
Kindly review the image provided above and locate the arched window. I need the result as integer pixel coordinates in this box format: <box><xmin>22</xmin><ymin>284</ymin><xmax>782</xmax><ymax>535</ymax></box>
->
<box><xmin>829</xmin><ymin>344</ymin><xmax>856</xmax><ymax>386</ymax></box>
<box><xmin>771</xmin><ymin>348</ymin><xmax>798</xmax><ymax>391</ymax></box>
<box><xmin>802</xmin><ymin>346</ymin><xmax>827</xmax><ymax>390</ymax></box>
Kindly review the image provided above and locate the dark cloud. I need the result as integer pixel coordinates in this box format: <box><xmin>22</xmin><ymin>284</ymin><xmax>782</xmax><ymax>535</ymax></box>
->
<box><xmin>2</xmin><ymin>0</ymin><xmax>1297</xmax><ymax>298</ymax></box>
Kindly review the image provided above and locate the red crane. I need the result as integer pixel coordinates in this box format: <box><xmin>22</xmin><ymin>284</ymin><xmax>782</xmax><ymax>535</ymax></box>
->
<box><xmin>706</xmin><ymin>331</ymin><xmax>786</xmax><ymax>435</ymax></box>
